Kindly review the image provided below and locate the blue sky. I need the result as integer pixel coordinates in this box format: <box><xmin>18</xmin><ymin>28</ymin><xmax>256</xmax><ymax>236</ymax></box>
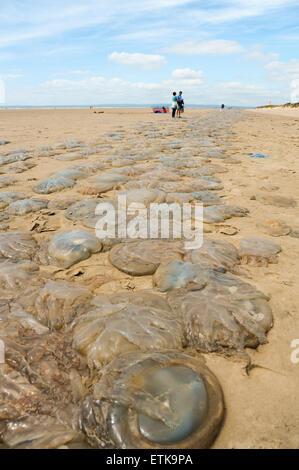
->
<box><xmin>0</xmin><ymin>0</ymin><xmax>298</xmax><ymax>106</ymax></box>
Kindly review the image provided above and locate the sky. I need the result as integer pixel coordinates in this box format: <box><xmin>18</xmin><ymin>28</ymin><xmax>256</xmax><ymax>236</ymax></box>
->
<box><xmin>0</xmin><ymin>0</ymin><xmax>299</xmax><ymax>107</ymax></box>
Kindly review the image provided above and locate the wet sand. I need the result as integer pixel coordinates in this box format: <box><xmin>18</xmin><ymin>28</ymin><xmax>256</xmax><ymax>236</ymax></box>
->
<box><xmin>0</xmin><ymin>107</ymin><xmax>299</xmax><ymax>448</ymax></box>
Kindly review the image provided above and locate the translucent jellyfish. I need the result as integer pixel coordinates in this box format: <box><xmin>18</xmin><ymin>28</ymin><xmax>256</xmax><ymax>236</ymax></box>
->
<box><xmin>239</xmin><ymin>238</ymin><xmax>281</xmax><ymax>266</ymax></box>
<box><xmin>0</xmin><ymin>231</ymin><xmax>38</xmax><ymax>261</ymax></box>
<box><xmin>140</xmin><ymin>169</ymin><xmax>181</xmax><ymax>182</ymax></box>
<box><xmin>1</xmin><ymin>324</ymin><xmax>87</xmax><ymax>403</ymax></box>
<box><xmin>72</xmin><ymin>162</ymin><xmax>105</xmax><ymax>174</ymax></box>
<box><xmin>98</xmin><ymin>290</ymin><xmax>172</xmax><ymax>311</ymax></box>
<box><xmin>116</xmin><ymin>189</ymin><xmax>166</xmax><ymax>206</ymax></box>
<box><xmin>123</xmin><ymin>154</ymin><xmax>149</xmax><ymax>162</ymax></box>
<box><xmin>200</xmin><ymin>150</ymin><xmax>223</xmax><ymax>159</ymax></box>
<box><xmin>0</xmin><ymin>175</ymin><xmax>17</xmax><ymax>189</ymax></box>
<box><xmin>183</xmin><ymin>165</ymin><xmax>228</xmax><ymax>177</ymax></box>
<box><xmin>0</xmin><ymin>303</ymin><xmax>49</xmax><ymax>335</ymax></box>
<box><xmin>111</xmin><ymin>158</ymin><xmax>136</xmax><ymax>168</ymax></box>
<box><xmin>77</xmin><ymin>172</ymin><xmax>129</xmax><ymax>194</ymax></box>
<box><xmin>107</xmin><ymin>165</ymin><xmax>141</xmax><ymax>178</ymax></box>
<box><xmin>167</xmin><ymin>281</ymin><xmax>273</xmax><ymax>352</ymax></box>
<box><xmin>32</xmin><ymin>280</ymin><xmax>93</xmax><ymax>329</ymax></box>
<box><xmin>35</xmin><ymin>149</ymin><xmax>57</xmax><ymax>157</ymax></box>
<box><xmin>4</xmin><ymin>161</ymin><xmax>36</xmax><ymax>173</ymax></box>
<box><xmin>56</xmin><ymin>153</ymin><xmax>84</xmax><ymax>161</ymax></box>
<box><xmin>160</xmin><ymin>159</ymin><xmax>203</xmax><ymax>170</ymax></box>
<box><xmin>156</xmin><ymin>180</ymin><xmax>223</xmax><ymax>193</ymax></box>
<box><xmin>166</xmin><ymin>193</ymin><xmax>194</xmax><ymax>204</ymax></box>
<box><xmin>155</xmin><ymin>259</ymin><xmax>246</xmax><ymax>293</ymax></box>
<box><xmin>0</xmin><ymin>260</ymin><xmax>39</xmax><ymax>293</ymax></box>
<box><xmin>109</xmin><ymin>240</ymin><xmax>185</xmax><ymax>276</ymax></box>
<box><xmin>46</xmin><ymin>229</ymin><xmax>103</xmax><ymax>268</ymax></box>
<box><xmin>0</xmin><ymin>153</ymin><xmax>32</xmax><ymax>166</ymax></box>
<box><xmin>0</xmin><ymin>365</ymin><xmax>43</xmax><ymax>420</ymax></box>
<box><xmin>83</xmin><ymin>350</ymin><xmax>224</xmax><ymax>449</ymax></box>
<box><xmin>71</xmin><ymin>292</ymin><xmax>183</xmax><ymax>368</ymax></box>
<box><xmin>122</xmin><ymin>179</ymin><xmax>158</xmax><ymax>190</ymax></box>
<box><xmin>153</xmin><ymin>260</ymin><xmax>207</xmax><ymax>292</ymax></box>
<box><xmin>94</xmin><ymin>172</ymin><xmax>129</xmax><ymax>185</ymax></box>
<box><xmin>35</xmin><ymin>145</ymin><xmax>53</xmax><ymax>151</ymax></box>
<box><xmin>256</xmin><ymin>219</ymin><xmax>291</xmax><ymax>237</ymax></box>
<box><xmin>255</xmin><ymin>194</ymin><xmax>297</xmax><ymax>208</ymax></box>
<box><xmin>77</xmin><ymin>182</ymin><xmax>115</xmax><ymax>195</ymax></box>
<box><xmin>185</xmin><ymin>238</ymin><xmax>239</xmax><ymax>270</ymax></box>
<box><xmin>193</xmin><ymin>191</ymin><xmax>223</xmax><ymax>206</ymax></box>
<box><xmin>203</xmin><ymin>205</ymin><xmax>249</xmax><ymax>223</ymax></box>
<box><xmin>0</xmin><ymin>140</ymin><xmax>10</xmax><ymax>145</ymax></box>
<box><xmin>3</xmin><ymin>148</ymin><xmax>28</xmax><ymax>155</ymax></box>
<box><xmin>33</xmin><ymin>177</ymin><xmax>75</xmax><ymax>194</ymax></box>
<box><xmin>79</xmin><ymin>147</ymin><xmax>101</xmax><ymax>156</ymax></box>
<box><xmin>0</xmin><ymin>192</ymin><xmax>26</xmax><ymax>210</ymax></box>
<box><xmin>8</xmin><ymin>198</ymin><xmax>48</xmax><ymax>216</ymax></box>
<box><xmin>65</xmin><ymin>199</ymin><xmax>100</xmax><ymax>221</ymax></box>
<box><xmin>51</xmin><ymin>168</ymin><xmax>87</xmax><ymax>180</ymax></box>
<box><xmin>2</xmin><ymin>414</ymin><xmax>85</xmax><ymax>449</ymax></box>
<box><xmin>0</xmin><ymin>213</ymin><xmax>9</xmax><ymax>222</ymax></box>
<box><xmin>60</xmin><ymin>138</ymin><xmax>84</xmax><ymax>149</ymax></box>
<box><xmin>47</xmin><ymin>196</ymin><xmax>79</xmax><ymax>211</ymax></box>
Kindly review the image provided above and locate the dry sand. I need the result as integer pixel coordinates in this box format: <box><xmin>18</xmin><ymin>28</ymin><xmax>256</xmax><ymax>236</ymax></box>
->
<box><xmin>251</xmin><ymin>106</ymin><xmax>299</xmax><ymax>119</ymax></box>
<box><xmin>0</xmin><ymin>107</ymin><xmax>298</xmax><ymax>448</ymax></box>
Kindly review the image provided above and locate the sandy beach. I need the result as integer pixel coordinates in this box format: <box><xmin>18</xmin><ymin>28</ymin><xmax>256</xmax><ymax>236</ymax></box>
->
<box><xmin>0</xmin><ymin>107</ymin><xmax>298</xmax><ymax>449</ymax></box>
<box><xmin>250</xmin><ymin>107</ymin><xmax>299</xmax><ymax>119</ymax></box>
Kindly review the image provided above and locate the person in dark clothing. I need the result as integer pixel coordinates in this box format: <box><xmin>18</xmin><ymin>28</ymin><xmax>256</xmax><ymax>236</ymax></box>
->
<box><xmin>177</xmin><ymin>91</ymin><xmax>184</xmax><ymax>118</ymax></box>
<box><xmin>171</xmin><ymin>92</ymin><xmax>178</xmax><ymax>118</ymax></box>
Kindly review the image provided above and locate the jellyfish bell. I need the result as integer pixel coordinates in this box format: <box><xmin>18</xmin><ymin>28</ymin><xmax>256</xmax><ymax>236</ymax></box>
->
<box><xmin>92</xmin><ymin>350</ymin><xmax>224</xmax><ymax>449</ymax></box>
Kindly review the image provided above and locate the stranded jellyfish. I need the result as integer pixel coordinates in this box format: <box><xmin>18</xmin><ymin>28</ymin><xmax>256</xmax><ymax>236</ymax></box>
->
<box><xmin>87</xmin><ymin>350</ymin><xmax>224</xmax><ymax>449</ymax></box>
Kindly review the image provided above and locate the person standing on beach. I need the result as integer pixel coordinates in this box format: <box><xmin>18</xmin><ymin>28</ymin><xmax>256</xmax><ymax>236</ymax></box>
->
<box><xmin>171</xmin><ymin>92</ymin><xmax>178</xmax><ymax>118</ymax></box>
<box><xmin>177</xmin><ymin>91</ymin><xmax>184</xmax><ymax>118</ymax></box>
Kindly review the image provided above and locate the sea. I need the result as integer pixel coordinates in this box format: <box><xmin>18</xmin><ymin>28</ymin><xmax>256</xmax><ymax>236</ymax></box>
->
<box><xmin>0</xmin><ymin>104</ymin><xmax>253</xmax><ymax>109</ymax></box>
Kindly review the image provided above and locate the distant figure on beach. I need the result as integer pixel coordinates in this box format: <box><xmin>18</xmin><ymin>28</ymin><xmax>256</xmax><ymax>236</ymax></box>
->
<box><xmin>221</xmin><ymin>104</ymin><xmax>225</xmax><ymax>110</ymax></box>
<box><xmin>177</xmin><ymin>91</ymin><xmax>184</xmax><ymax>118</ymax></box>
<box><xmin>171</xmin><ymin>92</ymin><xmax>178</xmax><ymax>118</ymax></box>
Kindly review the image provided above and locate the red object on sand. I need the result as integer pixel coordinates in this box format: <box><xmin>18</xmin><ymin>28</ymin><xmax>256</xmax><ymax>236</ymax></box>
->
<box><xmin>152</xmin><ymin>107</ymin><xmax>169</xmax><ymax>113</ymax></box>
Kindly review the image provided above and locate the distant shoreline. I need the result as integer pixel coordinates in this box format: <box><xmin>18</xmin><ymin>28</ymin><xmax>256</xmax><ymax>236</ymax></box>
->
<box><xmin>0</xmin><ymin>104</ymin><xmax>253</xmax><ymax>110</ymax></box>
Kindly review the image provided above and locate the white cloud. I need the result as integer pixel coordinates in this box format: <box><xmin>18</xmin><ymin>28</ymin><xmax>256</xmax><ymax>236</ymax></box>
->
<box><xmin>164</xmin><ymin>40</ymin><xmax>245</xmax><ymax>56</ymax></box>
<box><xmin>291</xmin><ymin>79</ymin><xmax>299</xmax><ymax>102</ymax></box>
<box><xmin>244</xmin><ymin>46</ymin><xmax>280</xmax><ymax>62</ymax></box>
<box><xmin>108</xmin><ymin>52</ymin><xmax>167</xmax><ymax>69</ymax></box>
<box><xmin>7</xmin><ymin>67</ymin><xmax>284</xmax><ymax>108</ymax></box>
<box><xmin>0</xmin><ymin>73</ymin><xmax>23</xmax><ymax>79</ymax></box>
<box><xmin>265</xmin><ymin>59</ymin><xmax>299</xmax><ymax>82</ymax></box>
<box><xmin>264</xmin><ymin>59</ymin><xmax>299</xmax><ymax>102</ymax></box>
<box><xmin>171</xmin><ymin>69</ymin><xmax>203</xmax><ymax>79</ymax></box>
<box><xmin>170</xmin><ymin>69</ymin><xmax>203</xmax><ymax>85</ymax></box>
